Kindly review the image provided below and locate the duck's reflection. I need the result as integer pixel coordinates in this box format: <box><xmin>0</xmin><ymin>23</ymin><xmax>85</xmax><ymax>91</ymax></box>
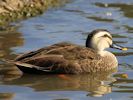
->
<box><xmin>87</xmin><ymin>81</ymin><xmax>112</xmax><ymax>97</ymax></box>
<box><xmin>1</xmin><ymin>69</ymin><xmax>117</xmax><ymax>97</ymax></box>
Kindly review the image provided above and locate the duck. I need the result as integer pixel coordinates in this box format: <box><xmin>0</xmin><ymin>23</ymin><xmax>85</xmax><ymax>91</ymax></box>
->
<box><xmin>13</xmin><ymin>29</ymin><xmax>127</xmax><ymax>74</ymax></box>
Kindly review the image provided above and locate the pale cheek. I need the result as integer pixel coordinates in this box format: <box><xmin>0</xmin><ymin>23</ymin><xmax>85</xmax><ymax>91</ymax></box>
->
<box><xmin>92</xmin><ymin>38</ymin><xmax>99</xmax><ymax>49</ymax></box>
<box><xmin>109</xmin><ymin>39</ymin><xmax>113</xmax><ymax>45</ymax></box>
<box><xmin>97</xmin><ymin>40</ymin><xmax>109</xmax><ymax>50</ymax></box>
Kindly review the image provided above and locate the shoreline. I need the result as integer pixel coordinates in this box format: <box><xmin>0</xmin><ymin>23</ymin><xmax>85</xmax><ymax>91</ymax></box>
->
<box><xmin>0</xmin><ymin>0</ymin><xmax>69</xmax><ymax>26</ymax></box>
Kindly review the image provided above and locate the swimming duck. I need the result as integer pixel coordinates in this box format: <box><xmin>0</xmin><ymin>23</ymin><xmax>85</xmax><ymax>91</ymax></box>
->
<box><xmin>14</xmin><ymin>29</ymin><xmax>127</xmax><ymax>74</ymax></box>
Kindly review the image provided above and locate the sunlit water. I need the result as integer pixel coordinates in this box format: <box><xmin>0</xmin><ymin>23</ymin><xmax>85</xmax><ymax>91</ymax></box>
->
<box><xmin>0</xmin><ymin>0</ymin><xmax>133</xmax><ymax>100</ymax></box>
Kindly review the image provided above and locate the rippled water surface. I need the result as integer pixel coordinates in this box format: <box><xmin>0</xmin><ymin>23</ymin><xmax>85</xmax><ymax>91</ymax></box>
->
<box><xmin>0</xmin><ymin>0</ymin><xmax>133</xmax><ymax>100</ymax></box>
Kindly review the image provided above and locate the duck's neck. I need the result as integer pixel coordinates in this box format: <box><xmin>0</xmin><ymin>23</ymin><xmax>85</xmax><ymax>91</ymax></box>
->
<box><xmin>96</xmin><ymin>50</ymin><xmax>118</xmax><ymax>69</ymax></box>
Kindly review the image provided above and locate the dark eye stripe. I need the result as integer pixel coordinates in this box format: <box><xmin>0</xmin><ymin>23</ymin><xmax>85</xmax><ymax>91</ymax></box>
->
<box><xmin>103</xmin><ymin>34</ymin><xmax>112</xmax><ymax>40</ymax></box>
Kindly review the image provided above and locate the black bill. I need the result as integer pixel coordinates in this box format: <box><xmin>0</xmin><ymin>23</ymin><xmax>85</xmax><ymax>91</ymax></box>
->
<box><xmin>110</xmin><ymin>43</ymin><xmax>127</xmax><ymax>51</ymax></box>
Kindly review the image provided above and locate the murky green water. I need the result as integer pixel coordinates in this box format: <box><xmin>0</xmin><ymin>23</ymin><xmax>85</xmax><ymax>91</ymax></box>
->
<box><xmin>0</xmin><ymin>0</ymin><xmax>133</xmax><ymax>100</ymax></box>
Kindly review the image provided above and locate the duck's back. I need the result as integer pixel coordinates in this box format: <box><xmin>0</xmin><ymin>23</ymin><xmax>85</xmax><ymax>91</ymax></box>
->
<box><xmin>15</xmin><ymin>42</ymin><xmax>99</xmax><ymax>60</ymax></box>
<box><xmin>14</xmin><ymin>42</ymin><xmax>114</xmax><ymax>74</ymax></box>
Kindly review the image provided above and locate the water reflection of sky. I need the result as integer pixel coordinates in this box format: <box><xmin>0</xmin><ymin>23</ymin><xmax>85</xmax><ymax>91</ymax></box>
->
<box><xmin>15</xmin><ymin>0</ymin><xmax>132</xmax><ymax>52</ymax></box>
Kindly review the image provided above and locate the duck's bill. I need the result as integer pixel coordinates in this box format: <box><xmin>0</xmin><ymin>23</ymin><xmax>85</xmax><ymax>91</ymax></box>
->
<box><xmin>110</xmin><ymin>43</ymin><xmax>128</xmax><ymax>51</ymax></box>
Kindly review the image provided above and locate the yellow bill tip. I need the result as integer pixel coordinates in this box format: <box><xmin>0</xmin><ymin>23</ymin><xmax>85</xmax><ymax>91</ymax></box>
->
<box><xmin>121</xmin><ymin>73</ymin><xmax>128</xmax><ymax>78</ymax></box>
<box><xmin>122</xmin><ymin>47</ymin><xmax>128</xmax><ymax>51</ymax></box>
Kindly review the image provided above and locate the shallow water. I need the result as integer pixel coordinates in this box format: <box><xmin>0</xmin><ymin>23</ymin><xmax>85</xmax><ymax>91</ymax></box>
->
<box><xmin>0</xmin><ymin>0</ymin><xmax>133</xmax><ymax>100</ymax></box>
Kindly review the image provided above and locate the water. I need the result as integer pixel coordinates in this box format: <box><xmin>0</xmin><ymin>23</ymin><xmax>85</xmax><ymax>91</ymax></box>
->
<box><xmin>0</xmin><ymin>0</ymin><xmax>133</xmax><ymax>100</ymax></box>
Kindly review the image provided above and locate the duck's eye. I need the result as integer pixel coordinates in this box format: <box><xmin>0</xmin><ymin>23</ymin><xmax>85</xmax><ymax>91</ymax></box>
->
<box><xmin>103</xmin><ymin>34</ymin><xmax>109</xmax><ymax>37</ymax></box>
<box><xmin>102</xmin><ymin>34</ymin><xmax>112</xmax><ymax>40</ymax></box>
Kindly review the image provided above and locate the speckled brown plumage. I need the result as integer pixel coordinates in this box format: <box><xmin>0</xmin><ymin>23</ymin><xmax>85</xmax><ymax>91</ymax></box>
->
<box><xmin>14</xmin><ymin>42</ymin><xmax>117</xmax><ymax>74</ymax></box>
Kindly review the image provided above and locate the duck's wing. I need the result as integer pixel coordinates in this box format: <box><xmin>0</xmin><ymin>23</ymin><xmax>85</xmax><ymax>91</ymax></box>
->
<box><xmin>15</xmin><ymin>54</ymin><xmax>82</xmax><ymax>74</ymax></box>
<box><xmin>15</xmin><ymin>42</ymin><xmax>75</xmax><ymax>61</ymax></box>
<box><xmin>14</xmin><ymin>42</ymin><xmax>100</xmax><ymax>74</ymax></box>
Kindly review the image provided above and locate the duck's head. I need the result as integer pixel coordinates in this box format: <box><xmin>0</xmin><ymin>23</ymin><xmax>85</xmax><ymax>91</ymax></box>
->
<box><xmin>86</xmin><ymin>29</ymin><xmax>127</xmax><ymax>51</ymax></box>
